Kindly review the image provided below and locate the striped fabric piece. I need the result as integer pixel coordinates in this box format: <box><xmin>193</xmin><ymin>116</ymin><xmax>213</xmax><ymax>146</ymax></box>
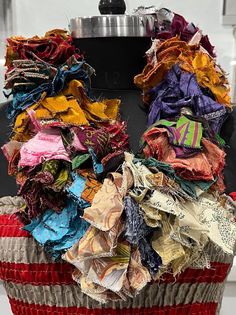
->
<box><xmin>170</xmin><ymin>116</ymin><xmax>203</xmax><ymax>149</ymax></box>
<box><xmin>0</xmin><ymin>197</ymin><xmax>234</xmax><ymax>315</ymax></box>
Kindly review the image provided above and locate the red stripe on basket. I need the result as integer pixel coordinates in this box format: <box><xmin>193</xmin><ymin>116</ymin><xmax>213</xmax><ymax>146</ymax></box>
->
<box><xmin>0</xmin><ymin>261</ymin><xmax>230</xmax><ymax>286</ymax></box>
<box><xmin>0</xmin><ymin>262</ymin><xmax>75</xmax><ymax>285</ymax></box>
<box><xmin>159</xmin><ymin>262</ymin><xmax>230</xmax><ymax>284</ymax></box>
<box><xmin>0</xmin><ymin>214</ymin><xmax>30</xmax><ymax>237</ymax></box>
<box><xmin>8</xmin><ymin>299</ymin><xmax>218</xmax><ymax>315</ymax></box>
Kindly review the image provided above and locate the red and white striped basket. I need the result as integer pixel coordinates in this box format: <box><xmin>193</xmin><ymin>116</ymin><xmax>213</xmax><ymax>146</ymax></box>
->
<box><xmin>0</xmin><ymin>196</ymin><xmax>234</xmax><ymax>315</ymax></box>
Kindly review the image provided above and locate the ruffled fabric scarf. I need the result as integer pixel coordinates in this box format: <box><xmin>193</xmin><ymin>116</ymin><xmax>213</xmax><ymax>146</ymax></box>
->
<box><xmin>2</xmin><ymin>12</ymin><xmax>236</xmax><ymax>304</ymax></box>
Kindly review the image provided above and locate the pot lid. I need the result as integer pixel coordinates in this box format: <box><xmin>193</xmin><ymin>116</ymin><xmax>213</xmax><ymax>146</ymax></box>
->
<box><xmin>69</xmin><ymin>14</ymin><xmax>156</xmax><ymax>38</ymax></box>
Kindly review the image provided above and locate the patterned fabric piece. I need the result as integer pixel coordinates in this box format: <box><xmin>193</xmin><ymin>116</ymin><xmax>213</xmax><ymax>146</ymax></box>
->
<box><xmin>65</xmin><ymin>221</ymin><xmax>123</xmax><ymax>261</ymax></box>
<box><xmin>128</xmin><ymin>248</ymin><xmax>151</xmax><ymax>292</ymax></box>
<box><xmin>155</xmin><ymin>119</ymin><xmax>202</xmax><ymax>160</ymax></box>
<box><xmin>148</xmin><ymin>119</ymin><xmax>198</xmax><ymax>158</ymax></box>
<box><xmin>79</xmin><ymin>170</ymin><xmax>102</xmax><ymax>204</ymax></box>
<box><xmin>89</xmin><ymin>148</ymin><xmax>104</xmax><ymax>176</ymax></box>
<box><xmin>123</xmin><ymin>196</ymin><xmax>152</xmax><ymax>245</ymax></box>
<box><xmin>148</xmin><ymin>190</ymin><xmax>236</xmax><ymax>255</ymax></box>
<box><xmin>23</xmin><ymin>199</ymin><xmax>90</xmax><ymax>259</ymax></box>
<box><xmin>146</xmin><ymin>172</ymin><xmax>181</xmax><ymax>194</ymax></box>
<box><xmin>196</xmin><ymin>194</ymin><xmax>236</xmax><ymax>254</ymax></box>
<box><xmin>33</xmin><ymin>160</ymin><xmax>69</xmax><ymax>190</ymax></box>
<box><xmin>82</xmin><ymin>173</ymin><xmax>125</xmax><ymax>231</ymax></box>
<box><xmin>103</xmin><ymin>121</ymin><xmax>130</xmax><ymax>152</ymax></box>
<box><xmin>64</xmin><ymin>221</ymin><xmax>128</xmax><ymax>302</ymax></box>
<box><xmin>156</xmin><ymin>116</ymin><xmax>203</xmax><ymax>151</ymax></box>
<box><xmin>37</xmin><ymin>159</ymin><xmax>60</xmax><ymax>181</ymax></box>
<box><xmin>172</xmin><ymin>115</ymin><xmax>203</xmax><ymax>149</ymax></box>
<box><xmin>72</xmin><ymin>241</ymin><xmax>131</xmax><ymax>294</ymax></box>
<box><xmin>74</xmin><ymin>126</ymin><xmax>110</xmax><ymax>158</ymax></box>
<box><xmin>77</xmin><ymin>274</ymin><xmax>123</xmax><ymax>303</ymax></box>
<box><xmin>152</xmin><ymin>218</ymin><xmax>188</xmax><ymax>274</ymax></box>
<box><xmin>138</xmin><ymin>238</ymin><xmax>162</xmax><ymax>277</ymax></box>
<box><xmin>5</xmin><ymin>59</ymin><xmax>57</xmax><ymax>93</ymax></box>
<box><xmin>67</xmin><ymin>242</ymin><xmax>130</xmax><ymax>301</ymax></box>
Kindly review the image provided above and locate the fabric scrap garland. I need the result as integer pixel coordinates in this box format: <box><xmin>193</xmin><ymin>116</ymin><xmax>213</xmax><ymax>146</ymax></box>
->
<box><xmin>1</xmin><ymin>10</ymin><xmax>236</xmax><ymax>304</ymax></box>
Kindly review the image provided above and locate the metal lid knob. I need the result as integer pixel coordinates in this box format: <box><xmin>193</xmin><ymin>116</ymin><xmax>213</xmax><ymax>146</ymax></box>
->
<box><xmin>99</xmin><ymin>0</ymin><xmax>126</xmax><ymax>15</ymax></box>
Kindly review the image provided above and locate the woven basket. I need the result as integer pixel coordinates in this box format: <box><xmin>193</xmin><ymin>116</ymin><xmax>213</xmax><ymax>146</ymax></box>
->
<box><xmin>0</xmin><ymin>196</ymin><xmax>233</xmax><ymax>315</ymax></box>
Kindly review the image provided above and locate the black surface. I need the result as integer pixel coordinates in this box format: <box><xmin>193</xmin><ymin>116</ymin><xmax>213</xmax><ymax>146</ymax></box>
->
<box><xmin>0</xmin><ymin>101</ymin><xmax>18</xmax><ymax>196</ymax></box>
<box><xmin>74</xmin><ymin>37</ymin><xmax>152</xmax><ymax>90</ymax></box>
<box><xmin>222</xmin><ymin>108</ymin><xmax>236</xmax><ymax>193</ymax></box>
